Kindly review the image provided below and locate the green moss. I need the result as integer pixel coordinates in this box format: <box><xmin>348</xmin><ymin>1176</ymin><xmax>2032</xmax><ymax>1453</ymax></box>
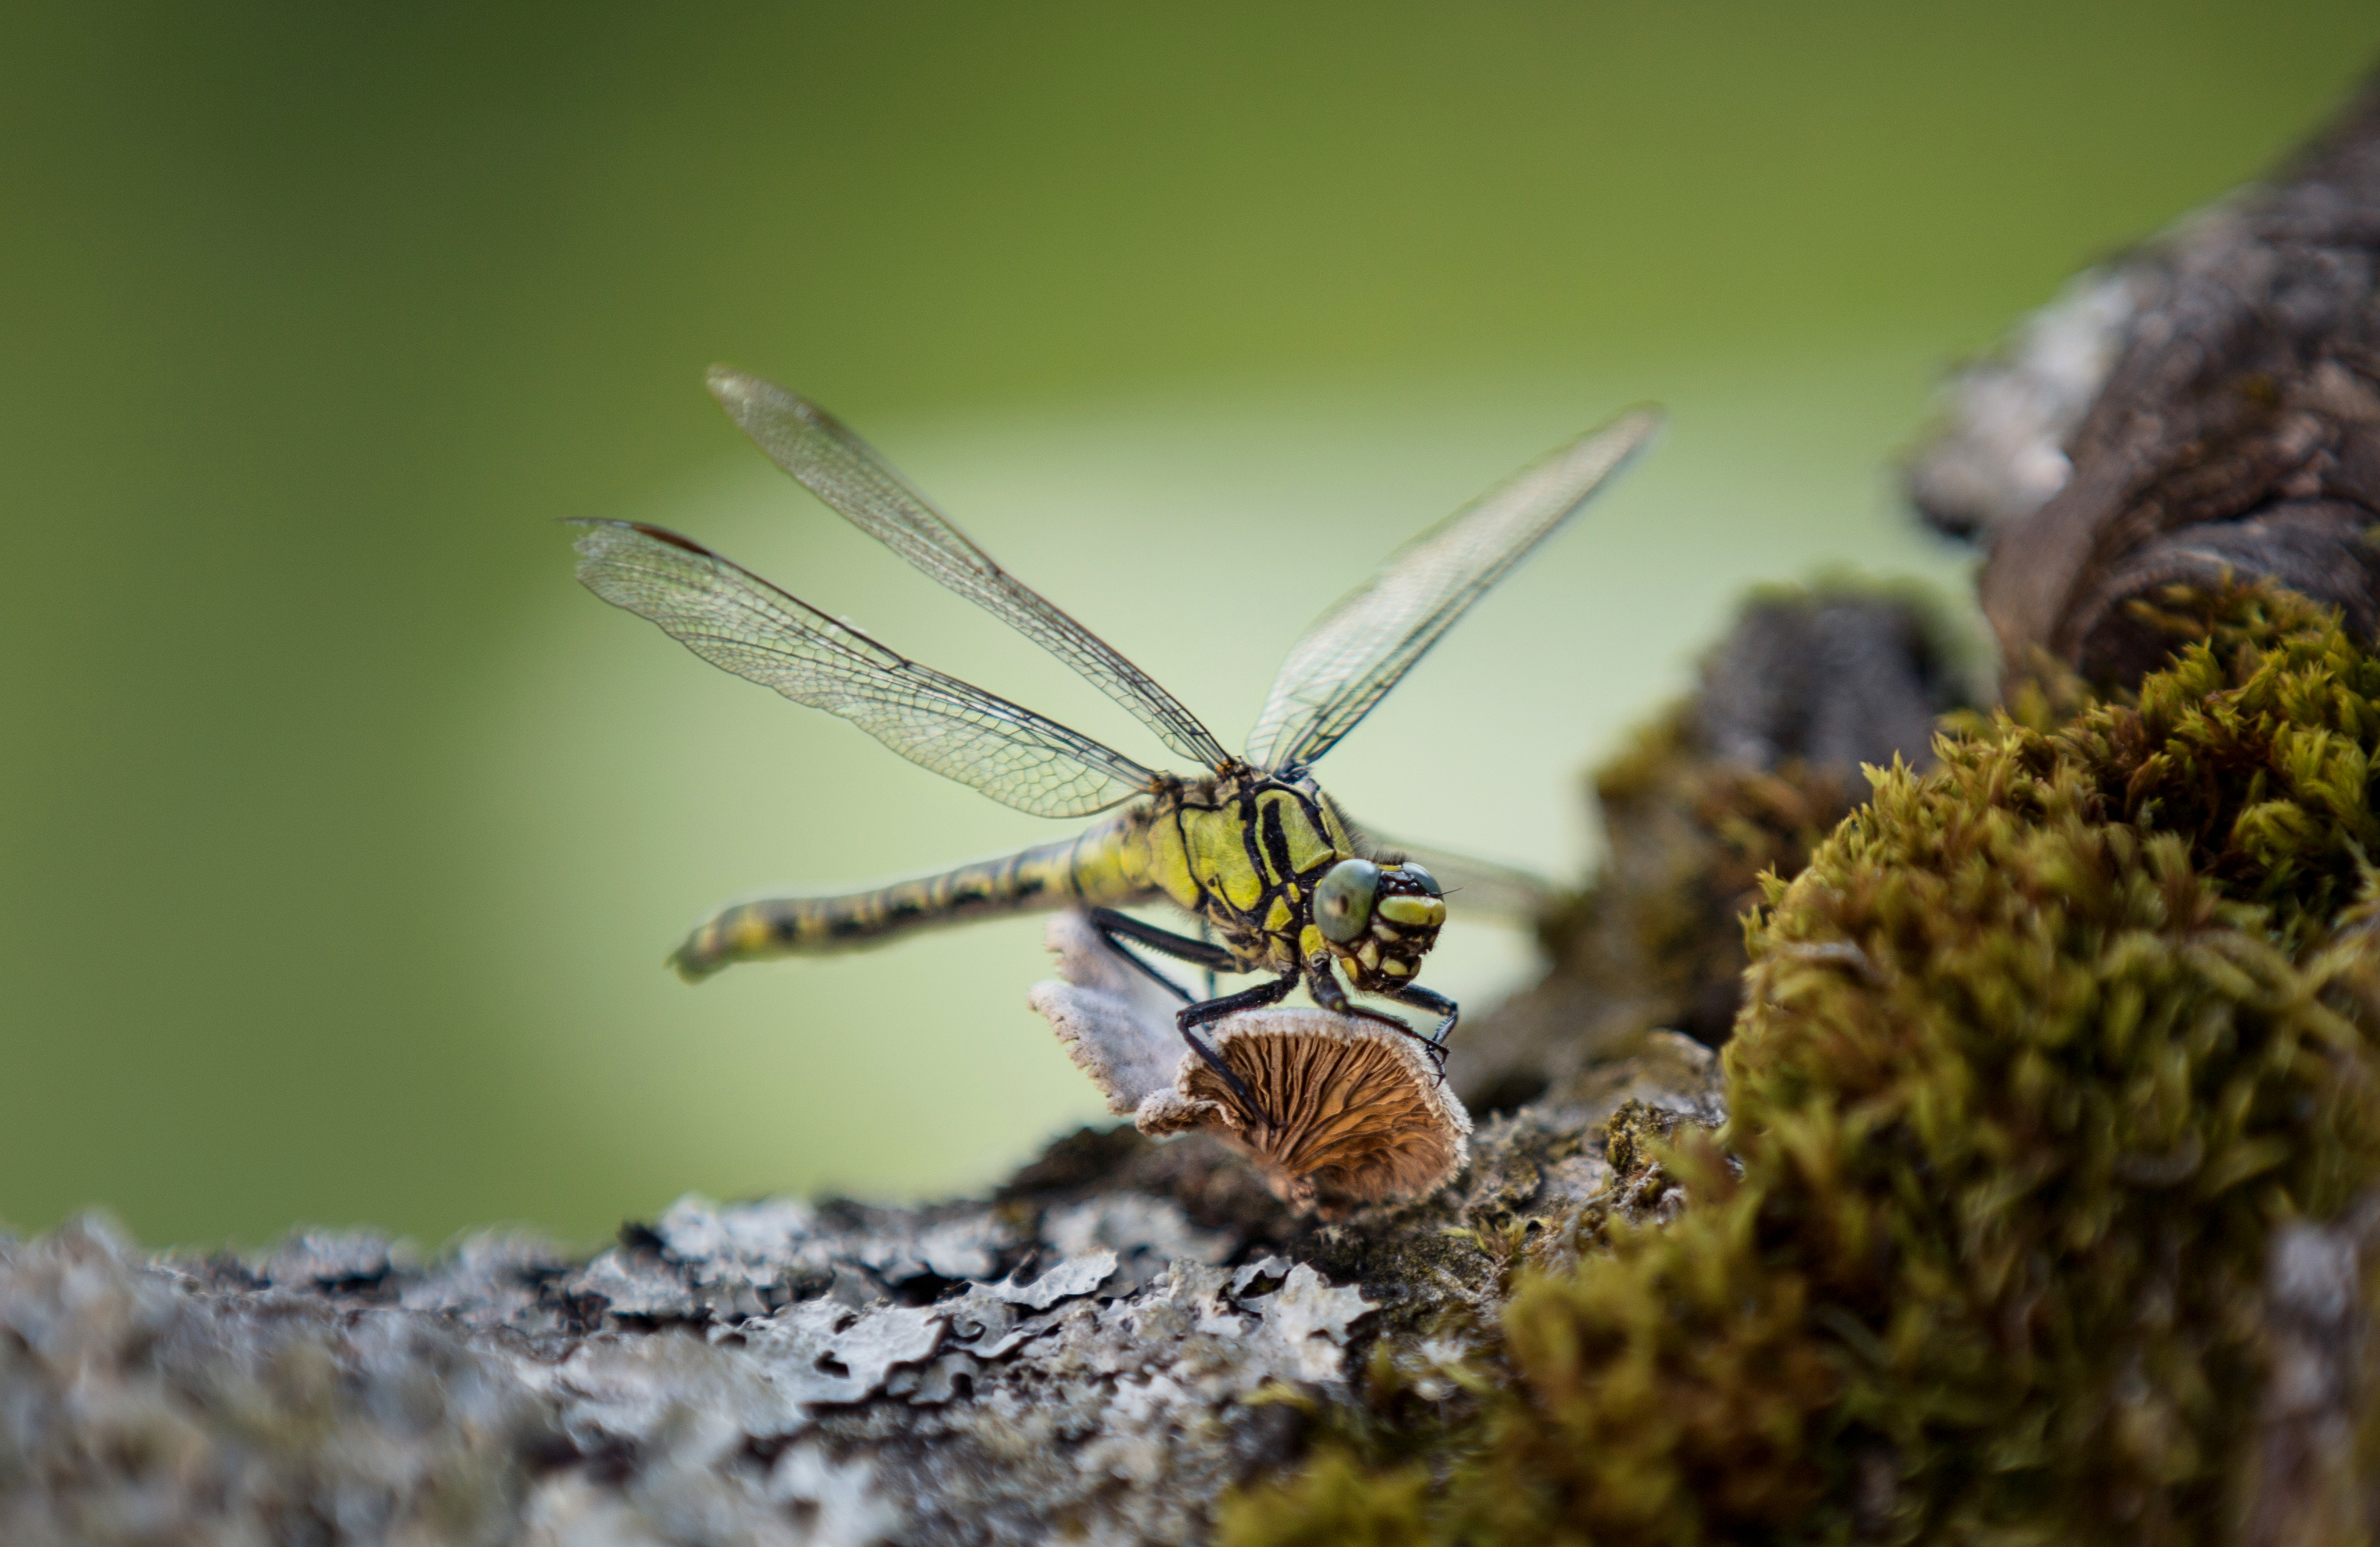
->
<box><xmin>1465</xmin><ymin>577</ymin><xmax>1971</xmax><ymax>1102</ymax></box>
<box><xmin>1600</xmin><ymin>1098</ymin><xmax>1690</xmax><ymax>1188</ymax></box>
<box><xmin>1229</xmin><ymin>587</ymin><xmax>2380</xmax><ymax>1546</ymax></box>
<box><xmin>1522</xmin><ymin>705</ymin><xmax>1866</xmax><ymax>1061</ymax></box>
<box><xmin>1580</xmin><ymin>709</ymin><xmax>1860</xmax><ymax>987</ymax></box>
<box><xmin>1221</xmin><ymin>1452</ymin><xmax>1435</xmax><ymax>1547</ymax></box>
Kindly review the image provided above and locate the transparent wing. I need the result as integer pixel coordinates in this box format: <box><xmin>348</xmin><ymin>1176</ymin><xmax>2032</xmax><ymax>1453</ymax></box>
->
<box><xmin>573</xmin><ymin>520</ymin><xmax>1155</xmax><ymax>818</ymax></box>
<box><xmin>1246</xmin><ymin>407</ymin><xmax>1663</xmax><ymax>773</ymax></box>
<box><xmin>709</xmin><ymin>367</ymin><xmax>1233</xmax><ymax>771</ymax></box>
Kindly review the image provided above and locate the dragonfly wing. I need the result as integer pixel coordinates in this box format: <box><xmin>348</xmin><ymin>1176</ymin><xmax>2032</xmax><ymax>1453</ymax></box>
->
<box><xmin>708</xmin><ymin>368</ymin><xmax>1233</xmax><ymax>771</ymax></box>
<box><xmin>573</xmin><ymin>520</ymin><xmax>1155</xmax><ymax>819</ymax></box>
<box><xmin>1245</xmin><ymin>407</ymin><xmax>1663</xmax><ymax>773</ymax></box>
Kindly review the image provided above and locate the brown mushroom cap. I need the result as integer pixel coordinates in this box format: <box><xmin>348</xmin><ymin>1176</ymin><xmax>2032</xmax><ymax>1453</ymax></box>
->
<box><xmin>1031</xmin><ymin>911</ymin><xmax>1472</xmax><ymax>1214</ymax></box>
<box><xmin>1138</xmin><ymin>1010</ymin><xmax>1471</xmax><ymax>1214</ymax></box>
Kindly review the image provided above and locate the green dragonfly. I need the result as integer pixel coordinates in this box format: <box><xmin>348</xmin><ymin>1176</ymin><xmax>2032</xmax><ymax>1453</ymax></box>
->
<box><xmin>573</xmin><ymin>369</ymin><xmax>1658</xmax><ymax>1103</ymax></box>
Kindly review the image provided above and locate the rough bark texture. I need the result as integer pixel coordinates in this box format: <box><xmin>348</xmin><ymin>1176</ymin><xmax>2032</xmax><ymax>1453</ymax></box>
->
<box><xmin>2242</xmin><ymin>1195</ymin><xmax>2380</xmax><ymax>1547</ymax></box>
<box><xmin>1912</xmin><ymin>72</ymin><xmax>2380</xmax><ymax>688</ymax></box>
<box><xmin>0</xmin><ymin>1040</ymin><xmax>1722</xmax><ymax>1546</ymax></box>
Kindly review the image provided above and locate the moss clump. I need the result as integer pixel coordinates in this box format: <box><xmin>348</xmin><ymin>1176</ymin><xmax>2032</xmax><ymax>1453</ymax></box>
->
<box><xmin>1458</xmin><ymin>579</ymin><xmax>1968</xmax><ymax>1109</ymax></box>
<box><xmin>1228</xmin><ymin>588</ymin><xmax>2380</xmax><ymax>1546</ymax></box>
<box><xmin>1221</xmin><ymin>1452</ymin><xmax>1435</xmax><ymax>1547</ymax></box>
<box><xmin>1583</xmin><ymin>709</ymin><xmax>1864</xmax><ymax>1036</ymax></box>
<box><xmin>1600</xmin><ymin>1096</ymin><xmax>1692</xmax><ymax>1187</ymax></box>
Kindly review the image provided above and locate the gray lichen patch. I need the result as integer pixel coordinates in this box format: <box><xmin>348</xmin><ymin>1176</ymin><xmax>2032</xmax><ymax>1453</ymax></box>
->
<box><xmin>0</xmin><ymin>1018</ymin><xmax>1724</xmax><ymax>1547</ymax></box>
<box><xmin>6</xmin><ymin>1207</ymin><xmax>1369</xmax><ymax>1546</ymax></box>
<box><xmin>795</xmin><ymin>1257</ymin><xmax>1377</xmax><ymax>1544</ymax></box>
<box><xmin>562</xmin><ymin>1193</ymin><xmax>1016</xmax><ymax>1322</ymax></box>
<box><xmin>509</xmin><ymin>1247</ymin><xmax>1378</xmax><ymax>1543</ymax></box>
<box><xmin>1</xmin><ymin>1216</ymin><xmax>564</xmax><ymax>1547</ymax></box>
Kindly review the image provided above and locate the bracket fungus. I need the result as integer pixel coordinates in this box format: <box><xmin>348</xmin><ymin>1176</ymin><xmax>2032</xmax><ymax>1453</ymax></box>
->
<box><xmin>1030</xmin><ymin>910</ymin><xmax>1471</xmax><ymax>1214</ymax></box>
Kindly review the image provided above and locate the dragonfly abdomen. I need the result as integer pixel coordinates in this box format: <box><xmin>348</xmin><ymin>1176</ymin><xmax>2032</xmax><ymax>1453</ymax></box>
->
<box><xmin>669</xmin><ymin>808</ymin><xmax>1160</xmax><ymax>981</ymax></box>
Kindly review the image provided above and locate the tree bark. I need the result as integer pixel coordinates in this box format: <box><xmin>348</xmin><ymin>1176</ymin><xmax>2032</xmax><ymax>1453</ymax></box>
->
<box><xmin>1912</xmin><ymin>72</ymin><xmax>2380</xmax><ymax>688</ymax></box>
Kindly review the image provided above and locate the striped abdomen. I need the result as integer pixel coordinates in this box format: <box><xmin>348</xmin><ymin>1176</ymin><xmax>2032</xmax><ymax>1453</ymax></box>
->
<box><xmin>670</xmin><ymin>807</ymin><xmax>1159</xmax><ymax>981</ymax></box>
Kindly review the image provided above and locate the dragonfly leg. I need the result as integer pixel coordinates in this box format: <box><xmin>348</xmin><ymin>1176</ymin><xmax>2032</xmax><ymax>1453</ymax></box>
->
<box><xmin>1085</xmin><ymin>909</ymin><xmax>1276</xmax><ymax>1118</ymax></box>
<box><xmin>1177</xmin><ymin>971</ymin><xmax>1299</xmax><ymax>1122</ymax></box>
<box><xmin>1386</xmin><ymin>984</ymin><xmax>1458</xmax><ymax>1085</ymax></box>
<box><xmin>1088</xmin><ymin>907</ymin><xmax>1236</xmax><ymax>1006</ymax></box>
<box><xmin>1388</xmin><ymin>984</ymin><xmax>1459</xmax><ymax>1045</ymax></box>
<box><xmin>1306</xmin><ymin>962</ymin><xmax>1449</xmax><ymax>1081</ymax></box>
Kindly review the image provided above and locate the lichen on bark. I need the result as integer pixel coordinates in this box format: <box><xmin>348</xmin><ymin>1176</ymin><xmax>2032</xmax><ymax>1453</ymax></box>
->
<box><xmin>0</xmin><ymin>1031</ymin><xmax>1726</xmax><ymax>1547</ymax></box>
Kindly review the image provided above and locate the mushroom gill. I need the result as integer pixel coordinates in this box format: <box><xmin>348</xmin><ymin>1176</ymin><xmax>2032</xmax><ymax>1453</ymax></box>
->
<box><xmin>1138</xmin><ymin>1013</ymin><xmax>1472</xmax><ymax>1213</ymax></box>
<box><xmin>1031</xmin><ymin>909</ymin><xmax>1472</xmax><ymax>1213</ymax></box>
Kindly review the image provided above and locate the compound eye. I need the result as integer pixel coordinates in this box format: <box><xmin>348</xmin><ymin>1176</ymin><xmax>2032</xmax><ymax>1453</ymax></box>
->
<box><xmin>1400</xmin><ymin>861</ymin><xmax>1442</xmax><ymax>898</ymax></box>
<box><xmin>1313</xmin><ymin>859</ymin><xmax>1380</xmax><ymax>944</ymax></box>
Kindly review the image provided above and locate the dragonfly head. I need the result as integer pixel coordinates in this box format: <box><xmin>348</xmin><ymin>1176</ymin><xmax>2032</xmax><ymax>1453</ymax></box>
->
<box><xmin>1312</xmin><ymin>859</ymin><xmax>1445</xmax><ymax>992</ymax></box>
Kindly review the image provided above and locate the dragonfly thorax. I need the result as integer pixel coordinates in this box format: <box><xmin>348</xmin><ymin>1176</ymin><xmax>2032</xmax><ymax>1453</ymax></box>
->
<box><xmin>1144</xmin><ymin>765</ymin><xmax>1446</xmax><ymax>989</ymax></box>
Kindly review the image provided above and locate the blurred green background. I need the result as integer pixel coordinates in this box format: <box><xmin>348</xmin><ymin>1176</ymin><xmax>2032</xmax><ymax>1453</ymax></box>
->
<box><xmin>6</xmin><ymin>2</ymin><xmax>2376</xmax><ymax>1249</ymax></box>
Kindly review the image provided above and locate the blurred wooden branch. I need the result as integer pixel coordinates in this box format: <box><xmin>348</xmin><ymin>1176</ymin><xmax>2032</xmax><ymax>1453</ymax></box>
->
<box><xmin>1912</xmin><ymin>70</ymin><xmax>2380</xmax><ymax>688</ymax></box>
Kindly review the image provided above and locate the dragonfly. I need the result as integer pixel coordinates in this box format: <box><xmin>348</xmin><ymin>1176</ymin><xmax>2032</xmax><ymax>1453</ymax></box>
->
<box><xmin>573</xmin><ymin>368</ymin><xmax>1659</xmax><ymax>1110</ymax></box>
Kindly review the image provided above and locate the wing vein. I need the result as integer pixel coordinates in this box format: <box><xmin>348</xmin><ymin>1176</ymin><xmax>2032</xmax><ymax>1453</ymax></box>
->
<box><xmin>1246</xmin><ymin>406</ymin><xmax>1662</xmax><ymax>771</ymax></box>
<box><xmin>709</xmin><ymin>368</ymin><xmax>1232</xmax><ymax>770</ymax></box>
<box><xmin>571</xmin><ymin>520</ymin><xmax>1155</xmax><ymax>819</ymax></box>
